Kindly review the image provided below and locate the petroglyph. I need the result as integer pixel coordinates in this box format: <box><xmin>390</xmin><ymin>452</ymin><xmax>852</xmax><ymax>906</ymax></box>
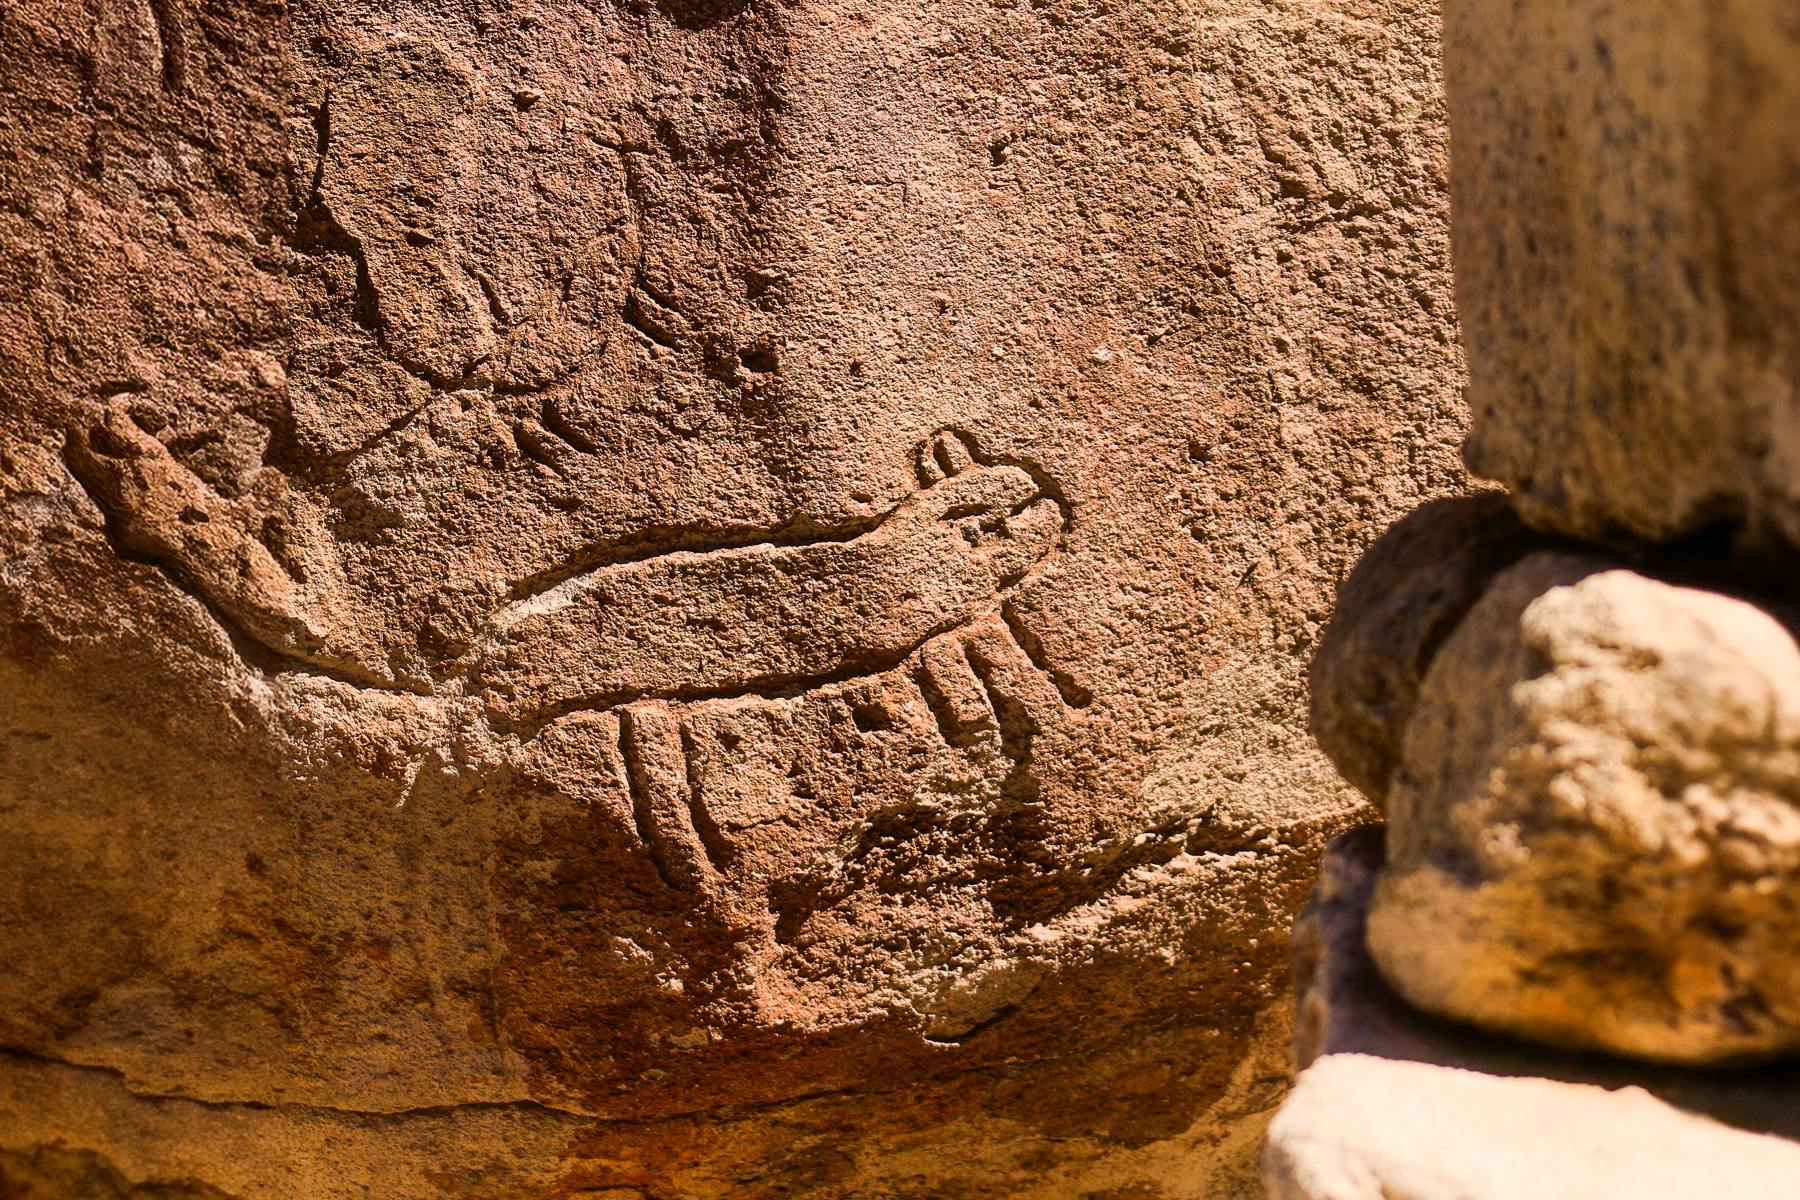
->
<box><xmin>62</xmin><ymin>403</ymin><xmax>389</xmax><ymax>682</ymax></box>
<box><xmin>1</xmin><ymin>0</ymin><xmax>1471</xmax><ymax>1179</ymax></box>
<box><xmin>539</xmin><ymin>607</ymin><xmax>1087</xmax><ymax>907</ymax></box>
<box><xmin>64</xmin><ymin>418</ymin><xmax>1069</xmax><ymax>731</ymax></box>
<box><xmin>474</xmin><ymin>430</ymin><xmax>1066</xmax><ymax>721</ymax></box>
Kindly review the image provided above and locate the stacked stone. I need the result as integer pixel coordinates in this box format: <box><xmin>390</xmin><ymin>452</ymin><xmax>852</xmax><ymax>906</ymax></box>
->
<box><xmin>1271</xmin><ymin>0</ymin><xmax>1800</xmax><ymax>1194</ymax></box>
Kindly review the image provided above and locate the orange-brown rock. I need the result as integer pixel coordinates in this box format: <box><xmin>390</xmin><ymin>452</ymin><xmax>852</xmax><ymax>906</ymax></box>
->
<box><xmin>0</xmin><ymin>0</ymin><xmax>1467</xmax><ymax>1191</ymax></box>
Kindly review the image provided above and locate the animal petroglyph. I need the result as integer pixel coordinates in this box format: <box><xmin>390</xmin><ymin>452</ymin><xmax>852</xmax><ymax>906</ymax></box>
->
<box><xmin>65</xmin><ymin>416</ymin><xmax>1070</xmax><ymax>719</ymax></box>
<box><xmin>525</xmin><ymin>607</ymin><xmax>1089</xmax><ymax>901</ymax></box>
<box><xmin>62</xmin><ymin>403</ymin><xmax>385</xmax><ymax>678</ymax></box>
<box><xmin>2</xmin><ymin>0</ymin><xmax>1477</xmax><ymax>1176</ymax></box>
<box><xmin>474</xmin><ymin>429</ymin><xmax>1067</xmax><ymax>722</ymax></box>
<box><xmin>65</xmin><ymin>407</ymin><xmax>1083</xmax><ymax>916</ymax></box>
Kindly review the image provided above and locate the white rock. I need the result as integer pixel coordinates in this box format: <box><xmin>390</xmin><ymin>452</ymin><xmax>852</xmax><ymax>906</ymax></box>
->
<box><xmin>1368</xmin><ymin>554</ymin><xmax>1800</xmax><ymax>1063</ymax></box>
<box><xmin>1264</xmin><ymin>1054</ymin><xmax>1800</xmax><ymax>1200</ymax></box>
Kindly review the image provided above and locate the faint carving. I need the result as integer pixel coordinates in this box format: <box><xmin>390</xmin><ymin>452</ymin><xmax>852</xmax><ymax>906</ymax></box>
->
<box><xmin>66</xmin><ymin>418</ymin><xmax>1068</xmax><ymax>716</ymax></box>
<box><xmin>473</xmin><ymin>429</ymin><xmax>1066</xmax><ymax>723</ymax></box>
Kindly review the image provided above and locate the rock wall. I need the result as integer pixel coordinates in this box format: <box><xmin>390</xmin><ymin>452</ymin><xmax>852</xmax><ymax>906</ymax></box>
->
<box><xmin>0</xmin><ymin>0</ymin><xmax>1465</xmax><ymax>1193</ymax></box>
<box><xmin>1448</xmin><ymin>0</ymin><xmax>1800</xmax><ymax>552</ymax></box>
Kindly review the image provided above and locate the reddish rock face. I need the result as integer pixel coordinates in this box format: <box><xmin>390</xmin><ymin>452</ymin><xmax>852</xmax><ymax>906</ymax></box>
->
<box><xmin>0</xmin><ymin>0</ymin><xmax>1464</xmax><ymax>1191</ymax></box>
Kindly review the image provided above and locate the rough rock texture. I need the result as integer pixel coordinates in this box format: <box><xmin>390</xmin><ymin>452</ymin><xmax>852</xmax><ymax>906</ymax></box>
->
<box><xmin>1263</xmin><ymin>1053</ymin><xmax>1800</xmax><ymax>1200</ymax></box>
<box><xmin>0</xmin><ymin>1014</ymin><xmax>1297</xmax><ymax>1200</ymax></box>
<box><xmin>1307</xmin><ymin>492</ymin><xmax>1544</xmax><ymax>804</ymax></box>
<box><xmin>1291</xmin><ymin>826</ymin><xmax>1800</xmax><ymax>1139</ymax></box>
<box><xmin>1446</xmin><ymin>0</ymin><xmax>1800</xmax><ymax>551</ymax></box>
<box><xmin>0</xmin><ymin>0</ymin><xmax>1467</xmax><ymax>1190</ymax></box>
<box><xmin>1366</xmin><ymin>554</ymin><xmax>1800</xmax><ymax>1064</ymax></box>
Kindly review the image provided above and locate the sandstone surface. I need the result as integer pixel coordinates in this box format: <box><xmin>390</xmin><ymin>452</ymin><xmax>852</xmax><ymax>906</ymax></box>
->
<box><xmin>1264</xmin><ymin>1053</ymin><xmax>1800</xmax><ymax>1200</ymax></box>
<box><xmin>0</xmin><ymin>0</ymin><xmax>1466</xmax><ymax>1190</ymax></box>
<box><xmin>1366</xmin><ymin>555</ymin><xmax>1800</xmax><ymax>1064</ymax></box>
<box><xmin>1446</xmin><ymin>0</ymin><xmax>1800</xmax><ymax>551</ymax></box>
